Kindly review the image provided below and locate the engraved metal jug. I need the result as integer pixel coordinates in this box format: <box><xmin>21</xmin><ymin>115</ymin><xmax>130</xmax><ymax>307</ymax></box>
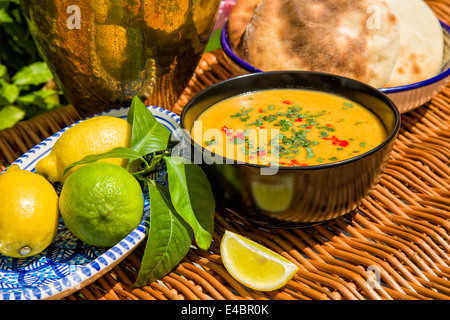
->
<box><xmin>21</xmin><ymin>0</ymin><xmax>221</xmax><ymax>117</ymax></box>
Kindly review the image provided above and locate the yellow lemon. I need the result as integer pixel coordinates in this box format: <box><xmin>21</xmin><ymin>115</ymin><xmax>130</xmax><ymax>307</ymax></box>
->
<box><xmin>0</xmin><ymin>165</ymin><xmax>59</xmax><ymax>258</ymax></box>
<box><xmin>59</xmin><ymin>162</ymin><xmax>144</xmax><ymax>247</ymax></box>
<box><xmin>35</xmin><ymin>116</ymin><xmax>132</xmax><ymax>183</ymax></box>
<box><xmin>220</xmin><ymin>230</ymin><xmax>299</xmax><ymax>291</ymax></box>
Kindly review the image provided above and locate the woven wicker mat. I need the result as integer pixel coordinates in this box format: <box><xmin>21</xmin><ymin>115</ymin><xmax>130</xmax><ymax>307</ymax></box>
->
<box><xmin>1</xmin><ymin>1</ymin><xmax>450</xmax><ymax>300</ymax></box>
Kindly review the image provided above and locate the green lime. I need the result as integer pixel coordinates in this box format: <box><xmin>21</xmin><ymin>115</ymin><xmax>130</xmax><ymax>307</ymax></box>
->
<box><xmin>59</xmin><ymin>162</ymin><xmax>144</xmax><ymax>247</ymax></box>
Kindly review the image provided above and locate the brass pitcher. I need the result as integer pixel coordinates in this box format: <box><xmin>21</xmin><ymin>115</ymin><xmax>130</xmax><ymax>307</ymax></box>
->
<box><xmin>21</xmin><ymin>0</ymin><xmax>221</xmax><ymax>117</ymax></box>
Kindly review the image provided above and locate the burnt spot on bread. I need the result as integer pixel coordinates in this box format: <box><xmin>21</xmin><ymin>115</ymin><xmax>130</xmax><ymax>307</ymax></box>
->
<box><xmin>412</xmin><ymin>63</ymin><xmax>421</xmax><ymax>75</ymax></box>
<box><xmin>388</xmin><ymin>11</ymin><xmax>398</xmax><ymax>25</ymax></box>
<box><xmin>408</xmin><ymin>53</ymin><xmax>422</xmax><ymax>75</ymax></box>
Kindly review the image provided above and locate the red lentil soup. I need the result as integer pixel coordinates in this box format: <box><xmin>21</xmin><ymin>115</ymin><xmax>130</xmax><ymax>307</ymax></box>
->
<box><xmin>191</xmin><ymin>89</ymin><xmax>387</xmax><ymax>166</ymax></box>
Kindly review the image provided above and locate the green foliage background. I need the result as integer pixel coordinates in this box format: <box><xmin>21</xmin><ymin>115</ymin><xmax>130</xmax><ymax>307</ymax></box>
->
<box><xmin>0</xmin><ymin>0</ymin><xmax>66</xmax><ymax>130</ymax></box>
<box><xmin>0</xmin><ymin>0</ymin><xmax>222</xmax><ymax>131</ymax></box>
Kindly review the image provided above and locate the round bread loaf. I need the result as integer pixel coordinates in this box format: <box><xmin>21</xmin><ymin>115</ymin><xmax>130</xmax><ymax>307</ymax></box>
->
<box><xmin>240</xmin><ymin>0</ymin><xmax>401</xmax><ymax>88</ymax></box>
<box><xmin>227</xmin><ymin>0</ymin><xmax>262</xmax><ymax>54</ymax></box>
<box><xmin>384</xmin><ymin>0</ymin><xmax>444</xmax><ymax>87</ymax></box>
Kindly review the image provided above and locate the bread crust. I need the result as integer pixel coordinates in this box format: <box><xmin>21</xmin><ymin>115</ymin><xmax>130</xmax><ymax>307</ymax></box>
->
<box><xmin>237</xmin><ymin>0</ymin><xmax>400</xmax><ymax>87</ymax></box>
<box><xmin>227</xmin><ymin>0</ymin><xmax>262</xmax><ymax>54</ymax></box>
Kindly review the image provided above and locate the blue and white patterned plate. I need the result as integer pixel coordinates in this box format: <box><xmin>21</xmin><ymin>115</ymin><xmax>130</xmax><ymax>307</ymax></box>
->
<box><xmin>0</xmin><ymin>106</ymin><xmax>181</xmax><ymax>300</ymax></box>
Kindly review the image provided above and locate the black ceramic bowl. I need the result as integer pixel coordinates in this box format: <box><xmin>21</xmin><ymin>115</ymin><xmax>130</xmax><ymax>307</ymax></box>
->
<box><xmin>180</xmin><ymin>71</ymin><xmax>401</xmax><ymax>228</ymax></box>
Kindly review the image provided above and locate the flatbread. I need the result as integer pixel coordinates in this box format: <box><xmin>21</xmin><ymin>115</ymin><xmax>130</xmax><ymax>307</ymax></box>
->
<box><xmin>227</xmin><ymin>0</ymin><xmax>262</xmax><ymax>54</ymax></box>
<box><xmin>239</xmin><ymin>0</ymin><xmax>401</xmax><ymax>88</ymax></box>
<box><xmin>384</xmin><ymin>0</ymin><xmax>444</xmax><ymax>87</ymax></box>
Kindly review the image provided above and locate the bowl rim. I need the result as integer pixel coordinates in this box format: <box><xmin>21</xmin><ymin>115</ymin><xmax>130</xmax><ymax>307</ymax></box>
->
<box><xmin>180</xmin><ymin>71</ymin><xmax>401</xmax><ymax>171</ymax></box>
<box><xmin>220</xmin><ymin>21</ymin><xmax>262</xmax><ymax>73</ymax></box>
<box><xmin>220</xmin><ymin>20</ymin><xmax>450</xmax><ymax>94</ymax></box>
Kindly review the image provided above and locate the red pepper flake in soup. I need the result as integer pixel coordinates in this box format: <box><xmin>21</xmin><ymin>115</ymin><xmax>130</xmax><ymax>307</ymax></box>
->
<box><xmin>291</xmin><ymin>159</ymin><xmax>309</xmax><ymax>166</ymax></box>
<box><xmin>257</xmin><ymin>150</ymin><xmax>267</xmax><ymax>157</ymax></box>
<box><xmin>338</xmin><ymin>140</ymin><xmax>349</xmax><ymax>147</ymax></box>
<box><xmin>222</xmin><ymin>125</ymin><xmax>231</xmax><ymax>135</ymax></box>
<box><xmin>323</xmin><ymin>136</ymin><xmax>349</xmax><ymax>147</ymax></box>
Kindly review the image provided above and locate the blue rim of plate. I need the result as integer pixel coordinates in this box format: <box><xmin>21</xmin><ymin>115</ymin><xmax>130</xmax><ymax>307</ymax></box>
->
<box><xmin>220</xmin><ymin>20</ymin><xmax>450</xmax><ymax>93</ymax></box>
<box><xmin>0</xmin><ymin>106</ymin><xmax>180</xmax><ymax>300</ymax></box>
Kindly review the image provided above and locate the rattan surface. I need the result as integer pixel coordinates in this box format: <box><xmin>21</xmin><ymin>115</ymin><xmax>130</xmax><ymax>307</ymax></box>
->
<box><xmin>1</xmin><ymin>1</ymin><xmax>450</xmax><ymax>300</ymax></box>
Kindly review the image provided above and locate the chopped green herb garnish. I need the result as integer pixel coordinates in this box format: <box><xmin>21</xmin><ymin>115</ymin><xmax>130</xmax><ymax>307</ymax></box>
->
<box><xmin>304</xmin><ymin>146</ymin><xmax>315</xmax><ymax>159</ymax></box>
<box><xmin>232</xmin><ymin>137</ymin><xmax>245</xmax><ymax>144</ymax></box>
<box><xmin>306</xmin><ymin>117</ymin><xmax>319</xmax><ymax>125</ymax></box>
<box><xmin>205</xmin><ymin>139</ymin><xmax>219</xmax><ymax>146</ymax></box>
<box><xmin>230</xmin><ymin>108</ymin><xmax>253</xmax><ymax>122</ymax></box>
<box><xmin>249</xmin><ymin>118</ymin><xmax>264</xmax><ymax>127</ymax></box>
<box><xmin>274</xmin><ymin>119</ymin><xmax>292</xmax><ymax>132</ymax></box>
<box><xmin>343</xmin><ymin>102</ymin><xmax>354</xmax><ymax>108</ymax></box>
<box><xmin>316</xmin><ymin>125</ymin><xmax>336</xmax><ymax>132</ymax></box>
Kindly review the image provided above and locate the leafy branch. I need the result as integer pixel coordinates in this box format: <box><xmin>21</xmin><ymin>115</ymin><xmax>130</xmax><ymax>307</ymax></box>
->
<box><xmin>64</xmin><ymin>96</ymin><xmax>215</xmax><ymax>286</ymax></box>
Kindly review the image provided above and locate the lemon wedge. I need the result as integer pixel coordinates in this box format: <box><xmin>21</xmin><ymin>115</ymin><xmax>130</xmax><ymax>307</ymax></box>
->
<box><xmin>220</xmin><ymin>230</ymin><xmax>299</xmax><ymax>291</ymax></box>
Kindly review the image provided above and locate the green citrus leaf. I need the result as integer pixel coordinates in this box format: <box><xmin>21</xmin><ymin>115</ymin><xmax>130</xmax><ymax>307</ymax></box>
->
<box><xmin>133</xmin><ymin>180</ymin><xmax>193</xmax><ymax>287</ymax></box>
<box><xmin>127</xmin><ymin>96</ymin><xmax>171</xmax><ymax>156</ymax></box>
<box><xmin>63</xmin><ymin>147</ymin><xmax>144</xmax><ymax>175</ymax></box>
<box><xmin>164</xmin><ymin>156</ymin><xmax>215</xmax><ymax>250</ymax></box>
